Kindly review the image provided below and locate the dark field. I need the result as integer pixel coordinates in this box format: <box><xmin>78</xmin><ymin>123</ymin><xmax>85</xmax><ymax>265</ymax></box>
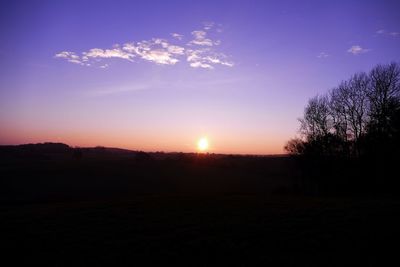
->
<box><xmin>1</xmin><ymin>144</ymin><xmax>400</xmax><ymax>266</ymax></box>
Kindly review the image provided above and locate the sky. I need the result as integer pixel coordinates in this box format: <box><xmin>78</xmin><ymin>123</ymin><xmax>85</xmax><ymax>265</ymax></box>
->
<box><xmin>0</xmin><ymin>0</ymin><xmax>399</xmax><ymax>154</ymax></box>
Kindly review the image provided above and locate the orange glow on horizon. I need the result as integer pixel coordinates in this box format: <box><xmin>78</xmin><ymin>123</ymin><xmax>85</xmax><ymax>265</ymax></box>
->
<box><xmin>0</xmin><ymin>125</ymin><xmax>286</xmax><ymax>155</ymax></box>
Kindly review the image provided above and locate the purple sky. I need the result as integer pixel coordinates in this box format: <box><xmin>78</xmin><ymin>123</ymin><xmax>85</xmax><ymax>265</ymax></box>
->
<box><xmin>1</xmin><ymin>0</ymin><xmax>399</xmax><ymax>154</ymax></box>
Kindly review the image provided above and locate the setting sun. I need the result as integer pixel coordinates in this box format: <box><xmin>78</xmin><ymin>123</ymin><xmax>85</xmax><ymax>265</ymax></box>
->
<box><xmin>197</xmin><ymin>137</ymin><xmax>209</xmax><ymax>152</ymax></box>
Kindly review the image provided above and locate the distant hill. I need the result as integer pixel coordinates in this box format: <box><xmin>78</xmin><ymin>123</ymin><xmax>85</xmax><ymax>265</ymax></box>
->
<box><xmin>0</xmin><ymin>142</ymin><xmax>71</xmax><ymax>153</ymax></box>
<box><xmin>0</xmin><ymin>142</ymin><xmax>286</xmax><ymax>160</ymax></box>
<box><xmin>0</xmin><ymin>142</ymin><xmax>139</xmax><ymax>160</ymax></box>
<box><xmin>0</xmin><ymin>142</ymin><xmax>71</xmax><ymax>158</ymax></box>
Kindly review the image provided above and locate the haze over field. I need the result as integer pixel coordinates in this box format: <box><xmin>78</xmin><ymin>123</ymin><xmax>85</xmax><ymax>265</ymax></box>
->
<box><xmin>1</xmin><ymin>0</ymin><xmax>399</xmax><ymax>154</ymax></box>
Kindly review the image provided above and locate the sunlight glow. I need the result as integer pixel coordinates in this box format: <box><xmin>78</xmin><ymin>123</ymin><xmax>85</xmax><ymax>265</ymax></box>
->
<box><xmin>197</xmin><ymin>137</ymin><xmax>209</xmax><ymax>152</ymax></box>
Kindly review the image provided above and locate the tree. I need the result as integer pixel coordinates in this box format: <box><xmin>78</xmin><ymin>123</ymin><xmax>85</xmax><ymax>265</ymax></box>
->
<box><xmin>329</xmin><ymin>85</ymin><xmax>349</xmax><ymax>142</ymax></box>
<box><xmin>330</xmin><ymin>73</ymin><xmax>369</xmax><ymax>141</ymax></box>
<box><xmin>284</xmin><ymin>62</ymin><xmax>400</xmax><ymax>193</ymax></box>
<box><xmin>300</xmin><ymin>95</ymin><xmax>332</xmax><ymax>141</ymax></box>
<box><xmin>329</xmin><ymin>73</ymin><xmax>370</xmax><ymax>156</ymax></box>
<box><xmin>367</xmin><ymin>62</ymin><xmax>400</xmax><ymax>136</ymax></box>
<box><xmin>287</xmin><ymin>62</ymin><xmax>400</xmax><ymax>158</ymax></box>
<box><xmin>284</xmin><ymin>138</ymin><xmax>305</xmax><ymax>155</ymax></box>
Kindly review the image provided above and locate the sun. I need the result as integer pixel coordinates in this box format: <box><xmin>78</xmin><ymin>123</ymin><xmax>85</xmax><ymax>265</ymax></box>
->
<box><xmin>197</xmin><ymin>137</ymin><xmax>209</xmax><ymax>152</ymax></box>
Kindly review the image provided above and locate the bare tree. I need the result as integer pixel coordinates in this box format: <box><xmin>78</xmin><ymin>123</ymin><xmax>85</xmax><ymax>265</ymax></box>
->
<box><xmin>287</xmin><ymin>62</ymin><xmax>400</xmax><ymax>158</ymax></box>
<box><xmin>337</xmin><ymin>73</ymin><xmax>369</xmax><ymax>141</ymax></box>
<box><xmin>368</xmin><ymin>62</ymin><xmax>400</xmax><ymax>135</ymax></box>
<box><xmin>284</xmin><ymin>138</ymin><xmax>305</xmax><ymax>155</ymax></box>
<box><xmin>329</xmin><ymin>84</ymin><xmax>349</xmax><ymax>142</ymax></box>
<box><xmin>300</xmin><ymin>95</ymin><xmax>332</xmax><ymax>141</ymax></box>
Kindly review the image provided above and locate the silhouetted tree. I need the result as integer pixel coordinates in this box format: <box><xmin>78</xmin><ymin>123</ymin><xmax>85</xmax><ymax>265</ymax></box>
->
<box><xmin>285</xmin><ymin>62</ymin><xmax>400</xmax><ymax>193</ymax></box>
<box><xmin>367</xmin><ymin>62</ymin><xmax>400</xmax><ymax>137</ymax></box>
<box><xmin>284</xmin><ymin>138</ymin><xmax>305</xmax><ymax>155</ymax></box>
<box><xmin>291</xmin><ymin>62</ymin><xmax>400</xmax><ymax>158</ymax></box>
<box><xmin>300</xmin><ymin>95</ymin><xmax>332</xmax><ymax>141</ymax></box>
<box><xmin>344</xmin><ymin>73</ymin><xmax>369</xmax><ymax>142</ymax></box>
<box><xmin>329</xmin><ymin>73</ymin><xmax>369</xmax><ymax>156</ymax></box>
<box><xmin>329</xmin><ymin>85</ymin><xmax>349</xmax><ymax>142</ymax></box>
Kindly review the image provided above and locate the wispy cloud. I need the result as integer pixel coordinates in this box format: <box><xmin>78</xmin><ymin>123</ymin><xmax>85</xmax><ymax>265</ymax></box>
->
<box><xmin>84</xmin><ymin>48</ymin><xmax>134</xmax><ymax>61</ymax></box>
<box><xmin>203</xmin><ymin>21</ymin><xmax>215</xmax><ymax>30</ymax></box>
<box><xmin>54</xmin><ymin>51</ymin><xmax>88</xmax><ymax>65</ymax></box>
<box><xmin>88</xmin><ymin>77</ymin><xmax>246</xmax><ymax>97</ymax></box>
<box><xmin>202</xmin><ymin>21</ymin><xmax>223</xmax><ymax>33</ymax></box>
<box><xmin>186</xmin><ymin>48</ymin><xmax>233</xmax><ymax>69</ymax></box>
<box><xmin>347</xmin><ymin>45</ymin><xmax>370</xmax><ymax>55</ymax></box>
<box><xmin>167</xmin><ymin>45</ymin><xmax>185</xmax><ymax>55</ymax></box>
<box><xmin>122</xmin><ymin>39</ymin><xmax>181</xmax><ymax>65</ymax></box>
<box><xmin>317</xmin><ymin>52</ymin><xmax>329</xmax><ymax>58</ymax></box>
<box><xmin>375</xmin><ymin>29</ymin><xmax>399</xmax><ymax>38</ymax></box>
<box><xmin>88</xmin><ymin>84</ymin><xmax>149</xmax><ymax>96</ymax></box>
<box><xmin>189</xmin><ymin>61</ymin><xmax>213</xmax><ymax>69</ymax></box>
<box><xmin>55</xmin><ymin>23</ymin><xmax>233</xmax><ymax>70</ymax></box>
<box><xmin>188</xmin><ymin>30</ymin><xmax>214</xmax><ymax>46</ymax></box>
<box><xmin>171</xmin><ymin>33</ymin><xmax>183</xmax><ymax>40</ymax></box>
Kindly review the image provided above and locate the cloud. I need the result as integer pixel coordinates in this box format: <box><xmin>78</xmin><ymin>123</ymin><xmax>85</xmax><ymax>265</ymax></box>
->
<box><xmin>220</xmin><ymin>61</ymin><xmax>234</xmax><ymax>67</ymax></box>
<box><xmin>186</xmin><ymin>49</ymin><xmax>234</xmax><ymax>69</ymax></box>
<box><xmin>187</xmin><ymin>25</ymin><xmax>223</xmax><ymax>47</ymax></box>
<box><xmin>171</xmin><ymin>33</ymin><xmax>183</xmax><ymax>40</ymax></box>
<box><xmin>203</xmin><ymin>21</ymin><xmax>224</xmax><ymax>33</ymax></box>
<box><xmin>190</xmin><ymin>39</ymin><xmax>214</xmax><ymax>46</ymax></box>
<box><xmin>167</xmin><ymin>45</ymin><xmax>185</xmax><ymax>55</ymax></box>
<box><xmin>192</xmin><ymin>31</ymin><xmax>206</xmax><ymax>39</ymax></box>
<box><xmin>88</xmin><ymin>84</ymin><xmax>149</xmax><ymax>96</ymax></box>
<box><xmin>54</xmin><ymin>51</ymin><xmax>86</xmax><ymax>65</ymax></box>
<box><xmin>55</xmin><ymin>22</ymin><xmax>233</xmax><ymax>70</ymax></box>
<box><xmin>54</xmin><ymin>51</ymin><xmax>73</xmax><ymax>59</ymax></box>
<box><xmin>375</xmin><ymin>29</ymin><xmax>399</xmax><ymax>38</ymax></box>
<box><xmin>190</xmin><ymin>61</ymin><xmax>214</xmax><ymax>69</ymax></box>
<box><xmin>54</xmin><ymin>48</ymin><xmax>134</xmax><ymax>66</ymax></box>
<box><xmin>203</xmin><ymin>21</ymin><xmax>215</xmax><ymax>30</ymax></box>
<box><xmin>84</xmin><ymin>48</ymin><xmax>134</xmax><ymax>61</ymax></box>
<box><xmin>141</xmin><ymin>49</ymin><xmax>179</xmax><ymax>65</ymax></box>
<box><xmin>125</xmin><ymin>39</ymin><xmax>182</xmax><ymax>65</ymax></box>
<box><xmin>347</xmin><ymin>45</ymin><xmax>370</xmax><ymax>55</ymax></box>
<box><xmin>188</xmin><ymin>30</ymin><xmax>219</xmax><ymax>46</ymax></box>
<box><xmin>317</xmin><ymin>52</ymin><xmax>329</xmax><ymax>58</ymax></box>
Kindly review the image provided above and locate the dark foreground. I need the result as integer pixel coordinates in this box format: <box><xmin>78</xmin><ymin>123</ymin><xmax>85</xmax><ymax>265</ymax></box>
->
<box><xmin>1</xmin><ymin>143</ymin><xmax>400</xmax><ymax>266</ymax></box>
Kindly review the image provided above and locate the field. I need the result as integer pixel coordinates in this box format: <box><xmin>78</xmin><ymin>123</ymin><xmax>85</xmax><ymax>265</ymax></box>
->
<box><xmin>1</xmin><ymin>144</ymin><xmax>400</xmax><ymax>266</ymax></box>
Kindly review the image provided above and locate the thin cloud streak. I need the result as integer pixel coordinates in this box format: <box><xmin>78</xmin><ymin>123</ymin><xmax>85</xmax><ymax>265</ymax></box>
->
<box><xmin>87</xmin><ymin>77</ymin><xmax>247</xmax><ymax>97</ymax></box>
<box><xmin>375</xmin><ymin>29</ymin><xmax>399</xmax><ymax>38</ymax></box>
<box><xmin>87</xmin><ymin>84</ymin><xmax>149</xmax><ymax>97</ymax></box>
<box><xmin>317</xmin><ymin>52</ymin><xmax>329</xmax><ymax>58</ymax></box>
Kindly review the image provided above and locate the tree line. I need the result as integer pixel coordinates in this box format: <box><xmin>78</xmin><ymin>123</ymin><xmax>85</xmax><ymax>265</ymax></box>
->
<box><xmin>285</xmin><ymin>62</ymin><xmax>400</xmax><ymax>159</ymax></box>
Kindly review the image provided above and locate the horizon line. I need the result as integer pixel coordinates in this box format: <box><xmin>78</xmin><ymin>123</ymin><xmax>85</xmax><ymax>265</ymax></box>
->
<box><xmin>0</xmin><ymin>141</ymin><xmax>288</xmax><ymax>157</ymax></box>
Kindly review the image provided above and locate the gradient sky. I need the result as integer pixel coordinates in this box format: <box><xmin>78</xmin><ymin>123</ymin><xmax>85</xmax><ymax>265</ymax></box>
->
<box><xmin>1</xmin><ymin>0</ymin><xmax>400</xmax><ymax>154</ymax></box>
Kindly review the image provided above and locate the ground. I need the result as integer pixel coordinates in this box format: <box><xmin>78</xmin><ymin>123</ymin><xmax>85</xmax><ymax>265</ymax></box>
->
<box><xmin>1</xmin><ymin>145</ymin><xmax>400</xmax><ymax>266</ymax></box>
